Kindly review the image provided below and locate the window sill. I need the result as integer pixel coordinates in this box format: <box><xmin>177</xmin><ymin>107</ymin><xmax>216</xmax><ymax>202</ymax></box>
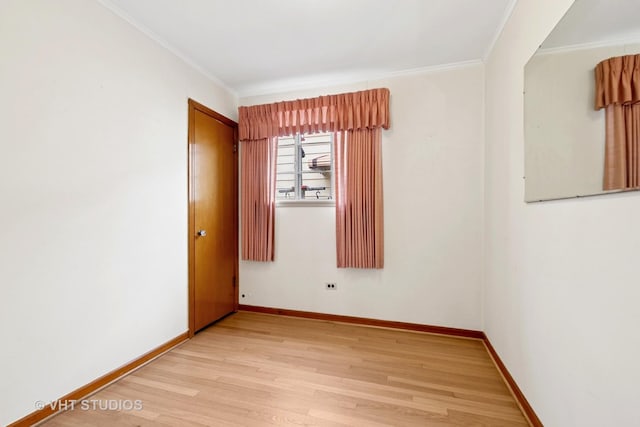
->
<box><xmin>276</xmin><ymin>200</ymin><xmax>335</xmax><ymax>208</ymax></box>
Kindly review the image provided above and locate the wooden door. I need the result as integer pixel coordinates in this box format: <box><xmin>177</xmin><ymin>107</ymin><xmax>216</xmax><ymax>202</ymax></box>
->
<box><xmin>188</xmin><ymin>99</ymin><xmax>238</xmax><ymax>334</ymax></box>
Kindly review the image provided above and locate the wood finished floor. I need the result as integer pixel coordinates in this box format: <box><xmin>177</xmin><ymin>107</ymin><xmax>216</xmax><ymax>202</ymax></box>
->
<box><xmin>40</xmin><ymin>312</ymin><xmax>528</xmax><ymax>426</ymax></box>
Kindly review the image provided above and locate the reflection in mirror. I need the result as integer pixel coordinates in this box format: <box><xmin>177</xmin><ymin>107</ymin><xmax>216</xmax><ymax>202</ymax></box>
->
<box><xmin>524</xmin><ymin>0</ymin><xmax>640</xmax><ymax>202</ymax></box>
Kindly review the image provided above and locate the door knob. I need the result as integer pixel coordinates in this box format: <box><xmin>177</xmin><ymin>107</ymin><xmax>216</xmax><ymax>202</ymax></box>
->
<box><xmin>197</xmin><ymin>230</ymin><xmax>207</xmax><ymax>237</ymax></box>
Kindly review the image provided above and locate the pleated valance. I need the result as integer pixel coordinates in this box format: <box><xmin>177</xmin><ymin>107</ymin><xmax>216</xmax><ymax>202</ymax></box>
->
<box><xmin>595</xmin><ymin>54</ymin><xmax>640</xmax><ymax>110</ymax></box>
<box><xmin>238</xmin><ymin>88</ymin><xmax>390</xmax><ymax>140</ymax></box>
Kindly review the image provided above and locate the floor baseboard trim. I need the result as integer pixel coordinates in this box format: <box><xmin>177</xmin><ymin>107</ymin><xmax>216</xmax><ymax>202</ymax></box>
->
<box><xmin>8</xmin><ymin>332</ymin><xmax>189</xmax><ymax>427</ymax></box>
<box><xmin>239</xmin><ymin>304</ymin><xmax>484</xmax><ymax>339</ymax></box>
<box><xmin>482</xmin><ymin>334</ymin><xmax>543</xmax><ymax>427</ymax></box>
<box><xmin>10</xmin><ymin>309</ymin><xmax>542</xmax><ymax>427</ymax></box>
<box><xmin>239</xmin><ymin>304</ymin><xmax>542</xmax><ymax>426</ymax></box>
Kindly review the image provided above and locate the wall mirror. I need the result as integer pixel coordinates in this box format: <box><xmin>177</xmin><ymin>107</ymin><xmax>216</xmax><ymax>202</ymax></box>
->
<box><xmin>524</xmin><ymin>0</ymin><xmax>640</xmax><ymax>202</ymax></box>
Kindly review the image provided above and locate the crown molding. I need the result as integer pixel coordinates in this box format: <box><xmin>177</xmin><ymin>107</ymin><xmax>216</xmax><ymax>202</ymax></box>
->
<box><xmin>237</xmin><ymin>60</ymin><xmax>483</xmax><ymax>99</ymax></box>
<box><xmin>96</xmin><ymin>0</ymin><xmax>488</xmax><ymax>101</ymax></box>
<box><xmin>482</xmin><ymin>0</ymin><xmax>519</xmax><ymax>61</ymax></box>
<box><xmin>96</xmin><ymin>0</ymin><xmax>237</xmax><ymax>98</ymax></box>
<box><xmin>536</xmin><ymin>37</ymin><xmax>640</xmax><ymax>56</ymax></box>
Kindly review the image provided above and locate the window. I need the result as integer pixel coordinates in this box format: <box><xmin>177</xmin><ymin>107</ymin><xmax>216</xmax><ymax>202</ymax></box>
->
<box><xmin>276</xmin><ymin>132</ymin><xmax>333</xmax><ymax>202</ymax></box>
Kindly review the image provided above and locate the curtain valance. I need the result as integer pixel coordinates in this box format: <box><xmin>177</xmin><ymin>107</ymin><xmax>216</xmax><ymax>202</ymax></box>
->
<box><xmin>595</xmin><ymin>54</ymin><xmax>640</xmax><ymax>110</ymax></box>
<box><xmin>238</xmin><ymin>88</ymin><xmax>390</xmax><ymax>140</ymax></box>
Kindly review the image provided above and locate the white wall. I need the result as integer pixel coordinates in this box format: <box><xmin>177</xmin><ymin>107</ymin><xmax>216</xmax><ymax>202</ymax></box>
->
<box><xmin>485</xmin><ymin>0</ymin><xmax>640</xmax><ymax>426</ymax></box>
<box><xmin>8</xmin><ymin>1</ymin><xmax>634</xmax><ymax>425</ymax></box>
<box><xmin>0</xmin><ymin>0</ymin><xmax>236</xmax><ymax>424</ymax></box>
<box><xmin>525</xmin><ymin>42</ymin><xmax>640</xmax><ymax>201</ymax></box>
<box><xmin>240</xmin><ymin>65</ymin><xmax>485</xmax><ymax>331</ymax></box>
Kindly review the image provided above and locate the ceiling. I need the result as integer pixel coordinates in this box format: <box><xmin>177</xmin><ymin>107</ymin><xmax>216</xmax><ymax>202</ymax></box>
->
<box><xmin>101</xmin><ymin>0</ymin><xmax>515</xmax><ymax>97</ymax></box>
<box><xmin>542</xmin><ymin>0</ymin><xmax>640</xmax><ymax>50</ymax></box>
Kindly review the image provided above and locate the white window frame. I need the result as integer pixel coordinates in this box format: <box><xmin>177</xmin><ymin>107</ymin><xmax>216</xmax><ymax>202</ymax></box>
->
<box><xmin>276</xmin><ymin>132</ymin><xmax>335</xmax><ymax>207</ymax></box>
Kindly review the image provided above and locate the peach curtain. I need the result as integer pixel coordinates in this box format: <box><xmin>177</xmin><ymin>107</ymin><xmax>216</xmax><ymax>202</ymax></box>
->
<box><xmin>595</xmin><ymin>54</ymin><xmax>640</xmax><ymax>190</ymax></box>
<box><xmin>335</xmin><ymin>129</ymin><xmax>384</xmax><ymax>268</ymax></box>
<box><xmin>239</xmin><ymin>88</ymin><xmax>390</xmax><ymax>139</ymax></box>
<box><xmin>238</xmin><ymin>88</ymin><xmax>389</xmax><ymax>266</ymax></box>
<box><xmin>240</xmin><ymin>137</ymin><xmax>277</xmax><ymax>261</ymax></box>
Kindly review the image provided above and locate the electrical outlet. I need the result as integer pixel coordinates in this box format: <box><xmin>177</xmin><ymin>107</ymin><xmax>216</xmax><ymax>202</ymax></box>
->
<box><xmin>325</xmin><ymin>282</ymin><xmax>337</xmax><ymax>290</ymax></box>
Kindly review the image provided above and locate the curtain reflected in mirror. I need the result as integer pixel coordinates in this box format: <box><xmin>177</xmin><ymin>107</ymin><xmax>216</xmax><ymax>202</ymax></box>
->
<box><xmin>524</xmin><ymin>0</ymin><xmax>640</xmax><ymax>202</ymax></box>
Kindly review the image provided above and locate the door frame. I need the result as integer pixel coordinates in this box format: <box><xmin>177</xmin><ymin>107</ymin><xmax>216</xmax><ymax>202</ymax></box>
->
<box><xmin>187</xmin><ymin>98</ymin><xmax>239</xmax><ymax>337</ymax></box>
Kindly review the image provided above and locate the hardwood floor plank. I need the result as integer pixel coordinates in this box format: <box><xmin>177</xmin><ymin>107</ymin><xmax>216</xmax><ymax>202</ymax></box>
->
<box><xmin>39</xmin><ymin>312</ymin><xmax>529</xmax><ymax>426</ymax></box>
